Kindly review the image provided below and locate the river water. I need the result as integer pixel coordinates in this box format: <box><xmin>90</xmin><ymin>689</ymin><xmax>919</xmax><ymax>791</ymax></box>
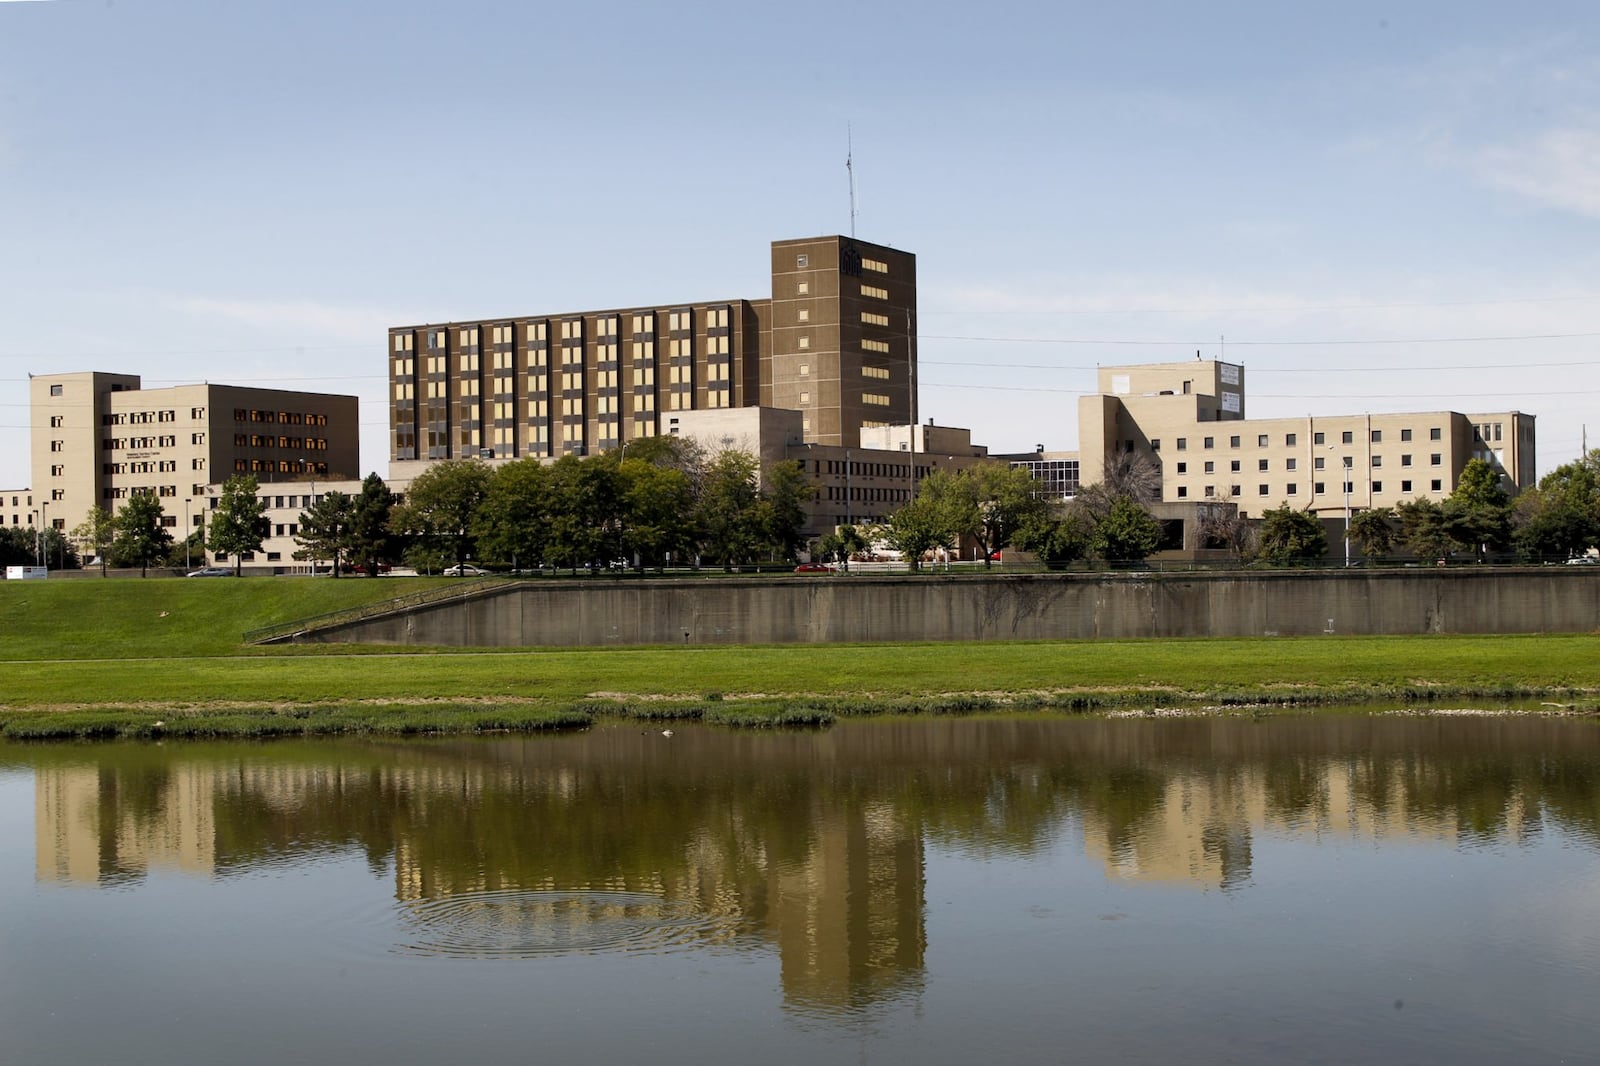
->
<box><xmin>3</xmin><ymin>714</ymin><xmax>1598</xmax><ymax>1065</ymax></box>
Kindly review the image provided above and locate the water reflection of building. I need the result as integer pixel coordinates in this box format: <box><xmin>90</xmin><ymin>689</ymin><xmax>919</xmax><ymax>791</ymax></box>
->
<box><xmin>1080</xmin><ymin>761</ymin><xmax>1542</xmax><ymax>890</ymax></box>
<box><xmin>767</xmin><ymin>800</ymin><xmax>926</xmax><ymax>1014</ymax></box>
<box><xmin>36</xmin><ymin>764</ymin><xmax>215</xmax><ymax>886</ymax></box>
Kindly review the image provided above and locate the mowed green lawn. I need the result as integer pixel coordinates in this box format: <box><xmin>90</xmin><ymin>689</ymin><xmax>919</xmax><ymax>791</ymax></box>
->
<box><xmin>1</xmin><ymin>578</ymin><xmax>1596</xmax><ymax>709</ymax></box>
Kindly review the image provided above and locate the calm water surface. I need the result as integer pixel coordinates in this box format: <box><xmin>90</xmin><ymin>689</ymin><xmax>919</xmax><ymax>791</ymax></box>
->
<box><xmin>3</xmin><ymin>715</ymin><xmax>1599</xmax><ymax>1065</ymax></box>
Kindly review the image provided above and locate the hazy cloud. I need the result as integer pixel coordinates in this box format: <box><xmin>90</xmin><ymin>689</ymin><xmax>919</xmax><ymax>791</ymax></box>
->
<box><xmin>1475</xmin><ymin>125</ymin><xmax>1600</xmax><ymax>219</ymax></box>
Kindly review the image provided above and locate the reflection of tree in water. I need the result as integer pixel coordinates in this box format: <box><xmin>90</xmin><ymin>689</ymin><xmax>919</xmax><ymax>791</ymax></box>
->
<box><xmin>24</xmin><ymin>715</ymin><xmax>1600</xmax><ymax>1004</ymax></box>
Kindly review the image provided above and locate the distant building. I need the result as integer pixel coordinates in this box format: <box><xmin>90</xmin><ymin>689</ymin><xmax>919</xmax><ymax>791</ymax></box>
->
<box><xmin>25</xmin><ymin>371</ymin><xmax>358</xmax><ymax>547</ymax></box>
<box><xmin>387</xmin><ymin>234</ymin><xmax>917</xmax><ymax>479</ymax></box>
<box><xmin>1002</xmin><ymin>359</ymin><xmax>1535</xmax><ymax>519</ymax></box>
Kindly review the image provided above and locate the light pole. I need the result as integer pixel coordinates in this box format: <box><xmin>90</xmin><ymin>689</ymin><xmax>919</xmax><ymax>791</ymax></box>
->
<box><xmin>184</xmin><ymin>497</ymin><xmax>192</xmax><ymax>571</ymax></box>
<box><xmin>40</xmin><ymin>501</ymin><xmax>48</xmax><ymax>570</ymax></box>
<box><xmin>1342</xmin><ymin>455</ymin><xmax>1352</xmax><ymax>568</ymax></box>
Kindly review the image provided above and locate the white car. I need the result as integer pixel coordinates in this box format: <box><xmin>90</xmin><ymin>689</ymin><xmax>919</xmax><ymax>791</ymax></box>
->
<box><xmin>441</xmin><ymin>563</ymin><xmax>487</xmax><ymax>576</ymax></box>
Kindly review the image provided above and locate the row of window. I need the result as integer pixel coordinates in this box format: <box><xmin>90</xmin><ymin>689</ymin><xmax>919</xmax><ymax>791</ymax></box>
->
<box><xmin>1175</xmin><ymin>452</ymin><xmax>1446</xmax><ymax>475</ymax></box>
<box><xmin>1159</xmin><ymin>425</ymin><xmax>1451</xmax><ymax>452</ymax></box>
<box><xmin>231</xmin><ymin>434</ymin><xmax>331</xmax><ymax>450</ymax></box>
<box><xmin>232</xmin><ymin>409</ymin><xmax>329</xmax><ymax>426</ymax></box>
<box><xmin>1174</xmin><ymin>478</ymin><xmax>1446</xmax><ymax>500</ymax></box>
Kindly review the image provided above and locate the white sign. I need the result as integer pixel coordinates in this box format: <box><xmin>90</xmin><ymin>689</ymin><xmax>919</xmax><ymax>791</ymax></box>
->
<box><xmin>1220</xmin><ymin>363</ymin><xmax>1240</xmax><ymax>386</ymax></box>
<box><xmin>5</xmin><ymin>566</ymin><xmax>47</xmax><ymax>580</ymax></box>
<box><xmin>1221</xmin><ymin>392</ymin><xmax>1241</xmax><ymax>413</ymax></box>
<box><xmin>1111</xmin><ymin>374</ymin><xmax>1131</xmax><ymax>395</ymax></box>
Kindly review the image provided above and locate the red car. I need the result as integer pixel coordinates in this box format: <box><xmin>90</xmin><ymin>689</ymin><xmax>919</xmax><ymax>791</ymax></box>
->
<box><xmin>794</xmin><ymin>563</ymin><xmax>835</xmax><ymax>573</ymax></box>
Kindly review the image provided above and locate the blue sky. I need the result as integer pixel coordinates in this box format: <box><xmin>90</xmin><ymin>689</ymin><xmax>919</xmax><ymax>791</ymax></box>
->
<box><xmin>3</xmin><ymin>0</ymin><xmax>1599</xmax><ymax>489</ymax></box>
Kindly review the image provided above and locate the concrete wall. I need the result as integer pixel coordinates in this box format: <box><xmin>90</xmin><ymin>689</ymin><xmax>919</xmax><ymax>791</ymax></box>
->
<box><xmin>293</xmin><ymin>568</ymin><xmax>1600</xmax><ymax>647</ymax></box>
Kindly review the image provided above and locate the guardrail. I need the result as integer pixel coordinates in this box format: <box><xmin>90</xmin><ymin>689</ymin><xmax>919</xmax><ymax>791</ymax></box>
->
<box><xmin>242</xmin><ymin>577</ymin><xmax>511</xmax><ymax>644</ymax></box>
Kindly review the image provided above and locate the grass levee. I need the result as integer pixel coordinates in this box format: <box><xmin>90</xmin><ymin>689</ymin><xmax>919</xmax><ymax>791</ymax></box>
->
<box><xmin>2</xmin><ymin>580</ymin><xmax>1598</xmax><ymax>739</ymax></box>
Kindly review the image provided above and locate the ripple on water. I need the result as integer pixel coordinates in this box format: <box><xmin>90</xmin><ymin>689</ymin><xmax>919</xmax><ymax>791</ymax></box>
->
<box><xmin>395</xmin><ymin>889</ymin><xmax>734</xmax><ymax>959</ymax></box>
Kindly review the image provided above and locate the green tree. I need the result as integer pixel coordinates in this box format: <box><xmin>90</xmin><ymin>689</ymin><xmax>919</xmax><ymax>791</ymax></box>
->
<box><xmin>1256</xmin><ymin>504</ymin><xmax>1328</xmax><ymax>565</ymax></box>
<box><xmin>539</xmin><ymin>456</ymin><xmax>624</xmax><ymax>572</ymax></box>
<box><xmin>72</xmin><ymin>505</ymin><xmax>116</xmax><ymax>577</ymax></box>
<box><xmin>1446</xmin><ymin>458</ymin><xmax>1511</xmax><ymax>562</ymax></box>
<box><xmin>1014</xmin><ymin>506</ymin><xmax>1092</xmax><ymax>567</ymax></box>
<box><xmin>1396</xmin><ymin>496</ymin><xmax>1466</xmax><ymax>564</ymax></box>
<box><xmin>1089</xmin><ymin>493</ymin><xmax>1163</xmax><ymax>565</ymax></box>
<box><xmin>697</xmin><ymin>451</ymin><xmax>765</xmax><ymax>569</ymax></box>
<box><xmin>112</xmin><ymin>492</ymin><xmax>173</xmax><ymax>577</ymax></box>
<box><xmin>884</xmin><ymin>470</ymin><xmax>966</xmax><ymax>571</ymax></box>
<box><xmin>349</xmin><ymin>474</ymin><xmax>398</xmax><ymax>576</ymax></box>
<box><xmin>758</xmin><ymin>459</ymin><xmax>812</xmax><ymax>564</ymax></box>
<box><xmin>1512</xmin><ymin>451</ymin><xmax>1600</xmax><ymax>562</ymax></box>
<box><xmin>620</xmin><ymin>460</ymin><xmax>697</xmax><ymax>569</ymax></box>
<box><xmin>295</xmin><ymin>490</ymin><xmax>354</xmax><ymax>576</ymax></box>
<box><xmin>394</xmin><ymin>460</ymin><xmax>493</xmax><ymax>571</ymax></box>
<box><xmin>815</xmin><ymin>524</ymin><xmax>869</xmax><ymax>571</ymax></box>
<box><xmin>934</xmin><ymin>464</ymin><xmax>1050</xmax><ymax>568</ymax></box>
<box><xmin>207</xmin><ymin>475</ymin><xmax>270</xmax><ymax>575</ymax></box>
<box><xmin>475</xmin><ymin>459</ymin><xmax>551</xmax><ymax>570</ymax></box>
<box><xmin>1346</xmin><ymin>506</ymin><xmax>1397</xmax><ymax>564</ymax></box>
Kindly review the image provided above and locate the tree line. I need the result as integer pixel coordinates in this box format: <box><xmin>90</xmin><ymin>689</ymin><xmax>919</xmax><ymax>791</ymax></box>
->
<box><xmin>295</xmin><ymin>437</ymin><xmax>812</xmax><ymax>575</ymax></box>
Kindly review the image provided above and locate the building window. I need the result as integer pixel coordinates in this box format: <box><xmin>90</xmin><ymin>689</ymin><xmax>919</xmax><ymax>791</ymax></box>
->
<box><xmin>798</xmin><ymin>336</ymin><xmax>810</xmax><ymax>350</ymax></box>
<box><xmin>1177</xmin><ymin>486</ymin><xmax>1187</xmax><ymax>498</ymax></box>
<box><xmin>1430</xmin><ymin>454</ymin><xmax>1442</xmax><ymax>466</ymax></box>
<box><xmin>1258</xmin><ymin>459</ymin><xmax>1269</xmax><ymax>472</ymax></box>
<box><xmin>1203</xmin><ymin>436</ymin><xmax>1214</xmax><ymax>449</ymax></box>
<box><xmin>1313</xmin><ymin>432</ymin><xmax>1325</xmax><ymax>445</ymax></box>
<box><xmin>1315</xmin><ymin>481</ymin><xmax>1325</xmax><ymax>495</ymax></box>
<box><xmin>1204</xmin><ymin>486</ymin><xmax>1215</xmax><ymax>498</ymax></box>
<box><xmin>1229</xmin><ymin>435</ymin><xmax>1241</xmax><ymax>448</ymax></box>
<box><xmin>1258</xmin><ymin>484</ymin><xmax>1269</xmax><ymax>495</ymax></box>
<box><xmin>1230</xmin><ymin>460</ymin><xmax>1241</xmax><ymax>472</ymax></box>
<box><xmin>1401</xmin><ymin>454</ymin><xmax>1412</xmax><ymax>467</ymax></box>
<box><xmin>1231</xmin><ymin>485</ymin><xmax>1241</xmax><ymax>497</ymax></box>
<box><xmin>1401</xmin><ymin>428</ymin><xmax>1412</xmax><ymax>442</ymax></box>
<box><xmin>1371</xmin><ymin>455</ymin><xmax>1382</xmax><ymax>468</ymax></box>
<box><xmin>1314</xmin><ymin>457</ymin><xmax>1325</xmax><ymax>470</ymax></box>
<box><xmin>1341</xmin><ymin>431</ymin><xmax>1353</xmax><ymax>444</ymax></box>
<box><xmin>1401</xmin><ymin>480</ymin><xmax>1412</xmax><ymax>493</ymax></box>
<box><xmin>50</xmin><ymin>384</ymin><xmax>63</xmax><ymax>396</ymax></box>
<box><xmin>1176</xmin><ymin>462</ymin><xmax>1187</xmax><ymax>474</ymax></box>
<box><xmin>1176</xmin><ymin>438</ymin><xmax>1187</xmax><ymax>451</ymax></box>
<box><xmin>1285</xmin><ymin>433</ymin><xmax>1297</xmax><ymax>447</ymax></box>
<box><xmin>1150</xmin><ymin>439</ymin><xmax>1161</xmax><ymax>451</ymax></box>
<box><xmin>1286</xmin><ymin>483</ymin><xmax>1298</xmax><ymax>495</ymax></box>
<box><xmin>1372</xmin><ymin>481</ymin><xmax>1383</xmax><ymax>493</ymax></box>
<box><xmin>1204</xmin><ymin>461</ymin><xmax>1215</xmax><ymax>474</ymax></box>
<box><xmin>1431</xmin><ymin>479</ymin><xmax>1442</xmax><ymax>492</ymax></box>
<box><xmin>1257</xmin><ymin>434</ymin><xmax>1268</xmax><ymax>447</ymax></box>
<box><xmin>1430</xmin><ymin>427</ymin><xmax>1442</xmax><ymax>441</ymax></box>
<box><xmin>796</xmin><ymin>254</ymin><xmax>808</xmax><ymax>268</ymax></box>
<box><xmin>1371</xmin><ymin>430</ymin><xmax>1382</xmax><ymax>443</ymax></box>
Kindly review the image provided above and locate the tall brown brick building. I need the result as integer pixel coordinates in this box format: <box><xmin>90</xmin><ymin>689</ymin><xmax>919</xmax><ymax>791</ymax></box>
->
<box><xmin>387</xmin><ymin>235</ymin><xmax>916</xmax><ymax>466</ymax></box>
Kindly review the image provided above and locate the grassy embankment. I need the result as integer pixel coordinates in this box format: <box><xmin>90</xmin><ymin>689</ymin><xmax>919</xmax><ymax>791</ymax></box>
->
<box><xmin>2</xmin><ymin>578</ymin><xmax>1597</xmax><ymax>739</ymax></box>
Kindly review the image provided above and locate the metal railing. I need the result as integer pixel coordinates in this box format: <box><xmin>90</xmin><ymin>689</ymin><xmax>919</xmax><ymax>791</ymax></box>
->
<box><xmin>242</xmin><ymin>576</ymin><xmax>511</xmax><ymax>644</ymax></box>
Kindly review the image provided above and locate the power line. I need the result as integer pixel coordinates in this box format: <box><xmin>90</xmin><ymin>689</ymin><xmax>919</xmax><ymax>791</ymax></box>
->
<box><xmin>919</xmin><ymin>294</ymin><xmax>1600</xmax><ymax>316</ymax></box>
<box><xmin>920</xmin><ymin>357</ymin><xmax>1600</xmax><ymax>373</ymax></box>
<box><xmin>921</xmin><ymin>330</ymin><xmax>1600</xmax><ymax>347</ymax></box>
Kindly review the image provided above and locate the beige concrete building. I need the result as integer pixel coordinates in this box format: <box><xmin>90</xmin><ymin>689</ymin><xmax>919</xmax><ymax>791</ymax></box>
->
<box><xmin>666</xmin><ymin>407</ymin><xmax>994</xmax><ymax>538</ymax></box>
<box><xmin>387</xmin><ymin>234</ymin><xmax>916</xmax><ymax>478</ymax></box>
<box><xmin>25</xmin><ymin>372</ymin><xmax>358</xmax><ymax>549</ymax></box>
<box><xmin>1021</xmin><ymin>359</ymin><xmax>1534</xmax><ymax>519</ymax></box>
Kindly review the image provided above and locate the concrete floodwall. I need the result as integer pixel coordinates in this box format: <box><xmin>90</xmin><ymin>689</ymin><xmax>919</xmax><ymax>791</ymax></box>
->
<box><xmin>292</xmin><ymin>568</ymin><xmax>1600</xmax><ymax>647</ymax></box>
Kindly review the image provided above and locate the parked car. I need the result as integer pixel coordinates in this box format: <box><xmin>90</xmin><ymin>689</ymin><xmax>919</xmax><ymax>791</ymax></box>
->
<box><xmin>185</xmin><ymin>567</ymin><xmax>233</xmax><ymax>578</ymax></box>
<box><xmin>441</xmin><ymin>563</ymin><xmax>488</xmax><ymax>577</ymax></box>
<box><xmin>1566</xmin><ymin>555</ymin><xmax>1598</xmax><ymax>565</ymax></box>
<box><xmin>350</xmin><ymin>562</ymin><xmax>392</xmax><ymax>575</ymax></box>
<box><xmin>794</xmin><ymin>563</ymin><xmax>835</xmax><ymax>573</ymax></box>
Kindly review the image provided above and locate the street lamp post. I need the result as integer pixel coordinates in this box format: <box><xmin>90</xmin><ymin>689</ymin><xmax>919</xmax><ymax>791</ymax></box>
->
<box><xmin>184</xmin><ymin>497</ymin><xmax>192</xmax><ymax>571</ymax></box>
<box><xmin>40</xmin><ymin>501</ymin><xmax>48</xmax><ymax>570</ymax></box>
<box><xmin>1342</xmin><ymin>455</ymin><xmax>1352</xmax><ymax>568</ymax></box>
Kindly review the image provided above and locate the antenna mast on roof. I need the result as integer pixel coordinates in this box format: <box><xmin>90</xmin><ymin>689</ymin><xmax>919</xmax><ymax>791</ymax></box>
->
<box><xmin>847</xmin><ymin>124</ymin><xmax>857</xmax><ymax>238</ymax></box>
